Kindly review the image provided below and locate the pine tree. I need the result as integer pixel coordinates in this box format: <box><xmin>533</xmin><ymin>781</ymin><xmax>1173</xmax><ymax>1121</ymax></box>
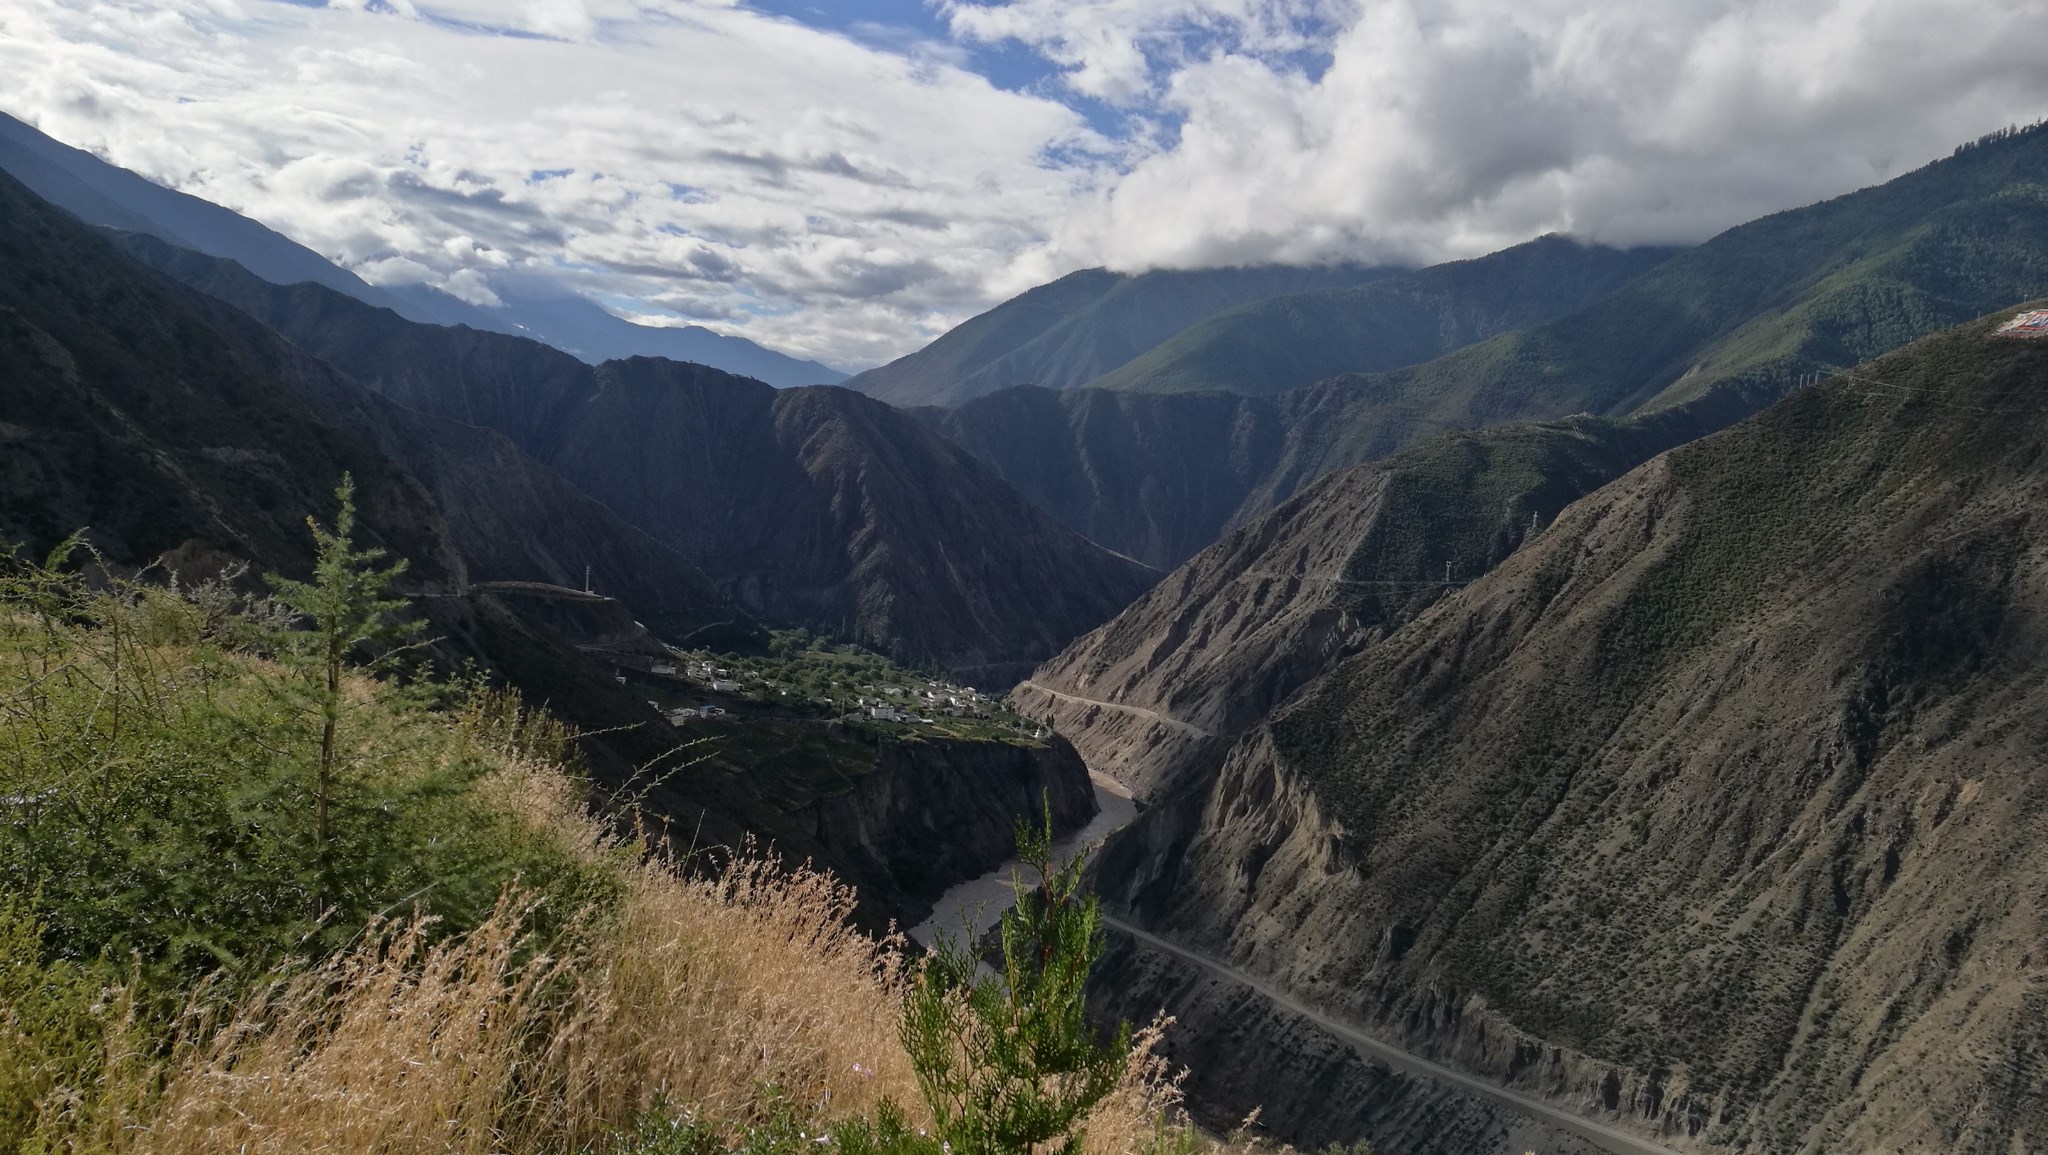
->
<box><xmin>267</xmin><ymin>475</ymin><xmax>419</xmax><ymax>915</ymax></box>
<box><xmin>901</xmin><ymin>801</ymin><xmax>1130</xmax><ymax>1155</ymax></box>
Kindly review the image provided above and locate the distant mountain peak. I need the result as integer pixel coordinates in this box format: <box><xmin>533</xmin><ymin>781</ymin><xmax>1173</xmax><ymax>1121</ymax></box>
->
<box><xmin>0</xmin><ymin>111</ymin><xmax>843</xmax><ymax>388</ymax></box>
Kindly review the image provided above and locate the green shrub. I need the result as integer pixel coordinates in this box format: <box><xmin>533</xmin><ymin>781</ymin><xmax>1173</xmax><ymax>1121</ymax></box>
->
<box><xmin>899</xmin><ymin>806</ymin><xmax>1131</xmax><ymax>1155</ymax></box>
<box><xmin>0</xmin><ymin>502</ymin><xmax>611</xmax><ymax>986</ymax></box>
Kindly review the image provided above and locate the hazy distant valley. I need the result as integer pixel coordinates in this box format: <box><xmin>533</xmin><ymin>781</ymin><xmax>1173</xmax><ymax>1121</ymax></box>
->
<box><xmin>7</xmin><ymin>89</ymin><xmax>2048</xmax><ymax>1155</ymax></box>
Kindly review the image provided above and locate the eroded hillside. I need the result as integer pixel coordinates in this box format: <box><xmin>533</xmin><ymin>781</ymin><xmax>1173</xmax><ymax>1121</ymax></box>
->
<box><xmin>1094</xmin><ymin>307</ymin><xmax>2048</xmax><ymax>1154</ymax></box>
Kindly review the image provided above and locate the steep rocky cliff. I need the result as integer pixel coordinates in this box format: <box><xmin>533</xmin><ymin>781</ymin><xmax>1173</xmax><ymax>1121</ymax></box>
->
<box><xmin>1093</xmin><ymin>309</ymin><xmax>2048</xmax><ymax>1154</ymax></box>
<box><xmin>122</xmin><ymin>239</ymin><xmax>1157</xmax><ymax>681</ymax></box>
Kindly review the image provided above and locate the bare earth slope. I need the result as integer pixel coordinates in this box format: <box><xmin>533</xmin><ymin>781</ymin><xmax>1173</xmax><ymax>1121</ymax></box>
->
<box><xmin>1098</xmin><ymin>307</ymin><xmax>2048</xmax><ymax>1154</ymax></box>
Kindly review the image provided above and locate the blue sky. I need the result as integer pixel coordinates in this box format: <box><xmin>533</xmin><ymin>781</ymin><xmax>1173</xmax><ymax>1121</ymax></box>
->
<box><xmin>2</xmin><ymin>0</ymin><xmax>2045</xmax><ymax>369</ymax></box>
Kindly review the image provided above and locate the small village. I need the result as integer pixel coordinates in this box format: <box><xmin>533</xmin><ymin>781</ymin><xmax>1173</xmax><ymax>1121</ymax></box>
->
<box><xmin>616</xmin><ymin>630</ymin><xmax>1046</xmax><ymax>743</ymax></box>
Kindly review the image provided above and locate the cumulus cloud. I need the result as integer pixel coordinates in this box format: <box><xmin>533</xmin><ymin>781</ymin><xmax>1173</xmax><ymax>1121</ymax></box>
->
<box><xmin>0</xmin><ymin>0</ymin><xmax>1104</xmax><ymax>367</ymax></box>
<box><xmin>1</xmin><ymin>0</ymin><xmax>2045</xmax><ymax>368</ymax></box>
<box><xmin>1040</xmin><ymin>0</ymin><xmax>2048</xmax><ymax>269</ymax></box>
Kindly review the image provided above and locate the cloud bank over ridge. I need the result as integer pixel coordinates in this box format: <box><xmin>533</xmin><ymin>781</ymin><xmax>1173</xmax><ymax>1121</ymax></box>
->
<box><xmin>3</xmin><ymin>0</ymin><xmax>2045</xmax><ymax>367</ymax></box>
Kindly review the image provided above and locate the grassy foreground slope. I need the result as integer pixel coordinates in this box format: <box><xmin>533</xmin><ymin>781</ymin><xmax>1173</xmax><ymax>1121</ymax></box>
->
<box><xmin>0</xmin><ymin>553</ymin><xmax>1192</xmax><ymax>1155</ymax></box>
<box><xmin>1129</xmin><ymin>305</ymin><xmax>2048</xmax><ymax>1153</ymax></box>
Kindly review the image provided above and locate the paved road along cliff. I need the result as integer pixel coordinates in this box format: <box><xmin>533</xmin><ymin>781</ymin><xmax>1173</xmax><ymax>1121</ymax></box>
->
<box><xmin>1101</xmin><ymin>916</ymin><xmax>1681</xmax><ymax>1155</ymax></box>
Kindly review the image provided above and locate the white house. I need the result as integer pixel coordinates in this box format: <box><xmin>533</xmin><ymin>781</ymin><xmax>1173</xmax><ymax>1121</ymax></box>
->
<box><xmin>710</xmin><ymin>678</ymin><xmax>743</xmax><ymax>693</ymax></box>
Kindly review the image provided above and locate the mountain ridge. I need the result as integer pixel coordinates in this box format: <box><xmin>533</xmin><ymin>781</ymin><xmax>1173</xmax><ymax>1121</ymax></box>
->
<box><xmin>121</xmin><ymin>234</ymin><xmax>1157</xmax><ymax>681</ymax></box>
<box><xmin>934</xmin><ymin>124</ymin><xmax>2048</xmax><ymax>571</ymax></box>
<box><xmin>1087</xmin><ymin>235</ymin><xmax>1678</xmax><ymax>396</ymax></box>
<box><xmin>0</xmin><ymin>110</ymin><xmax>844</xmax><ymax>387</ymax></box>
<box><xmin>847</xmin><ymin>262</ymin><xmax>1400</xmax><ymax>407</ymax></box>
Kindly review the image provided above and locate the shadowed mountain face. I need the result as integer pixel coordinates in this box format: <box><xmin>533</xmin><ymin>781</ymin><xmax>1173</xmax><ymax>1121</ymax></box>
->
<box><xmin>846</xmin><ymin>262</ymin><xmax>1400</xmax><ymax>407</ymax></box>
<box><xmin>0</xmin><ymin>170</ymin><xmax>458</xmax><ymax>588</ymax></box>
<box><xmin>935</xmin><ymin>126</ymin><xmax>2048</xmax><ymax>571</ymax></box>
<box><xmin>0</xmin><ymin>111</ymin><xmax>843</xmax><ymax>387</ymax></box>
<box><xmin>0</xmin><ymin>167</ymin><xmax>1098</xmax><ymax>937</ymax></box>
<box><xmin>1088</xmin><ymin>310</ymin><xmax>2048</xmax><ymax>1154</ymax></box>
<box><xmin>123</xmin><ymin>237</ymin><xmax>1157</xmax><ymax>682</ymax></box>
<box><xmin>0</xmin><ymin>166</ymin><xmax>747</xmax><ymax>646</ymax></box>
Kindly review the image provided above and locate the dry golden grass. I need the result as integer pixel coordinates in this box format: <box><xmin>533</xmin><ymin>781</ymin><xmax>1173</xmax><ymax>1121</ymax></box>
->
<box><xmin>26</xmin><ymin>754</ymin><xmax>1194</xmax><ymax>1155</ymax></box>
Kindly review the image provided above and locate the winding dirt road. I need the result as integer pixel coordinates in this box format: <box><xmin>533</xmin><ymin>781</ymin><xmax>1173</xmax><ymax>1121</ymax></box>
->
<box><xmin>1102</xmin><ymin>916</ymin><xmax>1682</xmax><ymax>1155</ymax></box>
<box><xmin>1012</xmin><ymin>680</ymin><xmax>1215</xmax><ymax>739</ymax></box>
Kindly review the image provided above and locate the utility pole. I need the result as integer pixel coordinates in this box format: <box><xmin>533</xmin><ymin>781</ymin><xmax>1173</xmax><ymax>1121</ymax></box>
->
<box><xmin>584</xmin><ymin>564</ymin><xmax>592</xmax><ymax>594</ymax></box>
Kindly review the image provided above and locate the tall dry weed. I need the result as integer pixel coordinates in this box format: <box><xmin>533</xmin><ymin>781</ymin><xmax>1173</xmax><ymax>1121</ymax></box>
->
<box><xmin>22</xmin><ymin>755</ymin><xmax>1192</xmax><ymax>1155</ymax></box>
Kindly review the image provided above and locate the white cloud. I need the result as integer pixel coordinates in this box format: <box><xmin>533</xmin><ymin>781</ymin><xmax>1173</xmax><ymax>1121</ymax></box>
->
<box><xmin>0</xmin><ymin>0</ymin><xmax>1106</xmax><ymax>368</ymax></box>
<box><xmin>1</xmin><ymin>0</ymin><xmax>2045</xmax><ymax>369</ymax></box>
<box><xmin>1040</xmin><ymin>0</ymin><xmax>2048</xmax><ymax>270</ymax></box>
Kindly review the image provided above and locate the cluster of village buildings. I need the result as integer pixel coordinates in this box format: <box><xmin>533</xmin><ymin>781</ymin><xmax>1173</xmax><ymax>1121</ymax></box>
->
<box><xmin>625</xmin><ymin>653</ymin><xmax>998</xmax><ymax>731</ymax></box>
<box><xmin>847</xmin><ymin>685</ymin><xmax>989</xmax><ymax>725</ymax></box>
